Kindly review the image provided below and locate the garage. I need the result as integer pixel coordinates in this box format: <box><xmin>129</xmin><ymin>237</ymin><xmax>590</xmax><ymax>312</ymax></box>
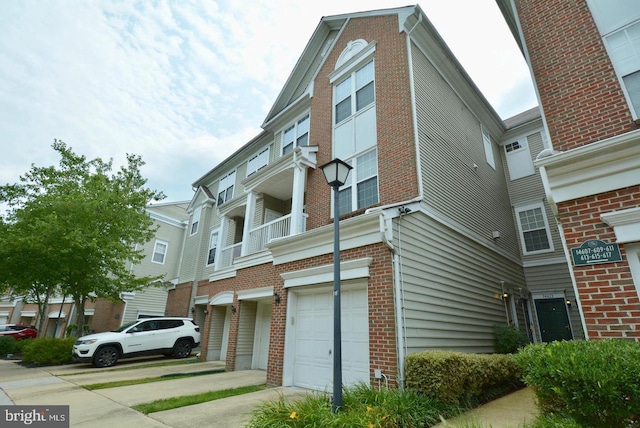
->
<box><xmin>288</xmin><ymin>286</ymin><xmax>369</xmax><ymax>392</ymax></box>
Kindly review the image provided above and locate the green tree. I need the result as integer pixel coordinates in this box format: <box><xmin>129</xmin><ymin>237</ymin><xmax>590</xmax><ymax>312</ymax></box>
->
<box><xmin>0</xmin><ymin>140</ymin><xmax>165</xmax><ymax>336</ymax></box>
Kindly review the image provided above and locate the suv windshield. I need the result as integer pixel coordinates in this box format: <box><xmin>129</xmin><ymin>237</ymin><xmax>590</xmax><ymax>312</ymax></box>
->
<box><xmin>112</xmin><ymin>321</ymin><xmax>139</xmax><ymax>333</ymax></box>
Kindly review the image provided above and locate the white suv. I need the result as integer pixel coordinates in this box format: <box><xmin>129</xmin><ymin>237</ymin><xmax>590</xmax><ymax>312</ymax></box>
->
<box><xmin>72</xmin><ymin>317</ymin><xmax>201</xmax><ymax>368</ymax></box>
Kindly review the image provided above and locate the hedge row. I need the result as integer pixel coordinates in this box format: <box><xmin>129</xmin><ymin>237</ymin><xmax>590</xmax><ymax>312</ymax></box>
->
<box><xmin>405</xmin><ymin>350</ymin><xmax>522</xmax><ymax>404</ymax></box>
<box><xmin>514</xmin><ymin>340</ymin><xmax>640</xmax><ymax>428</ymax></box>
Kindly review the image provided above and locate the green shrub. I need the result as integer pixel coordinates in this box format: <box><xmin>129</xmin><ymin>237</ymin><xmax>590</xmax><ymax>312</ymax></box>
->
<box><xmin>514</xmin><ymin>340</ymin><xmax>640</xmax><ymax>428</ymax></box>
<box><xmin>247</xmin><ymin>383</ymin><xmax>461</xmax><ymax>427</ymax></box>
<box><xmin>20</xmin><ymin>337</ymin><xmax>76</xmax><ymax>365</ymax></box>
<box><xmin>405</xmin><ymin>350</ymin><xmax>522</xmax><ymax>404</ymax></box>
<box><xmin>0</xmin><ymin>336</ymin><xmax>17</xmax><ymax>357</ymax></box>
<box><xmin>493</xmin><ymin>324</ymin><xmax>529</xmax><ymax>354</ymax></box>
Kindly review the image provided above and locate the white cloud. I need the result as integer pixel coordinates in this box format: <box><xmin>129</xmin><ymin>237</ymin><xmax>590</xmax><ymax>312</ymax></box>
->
<box><xmin>0</xmin><ymin>0</ymin><xmax>536</xmax><ymax>206</ymax></box>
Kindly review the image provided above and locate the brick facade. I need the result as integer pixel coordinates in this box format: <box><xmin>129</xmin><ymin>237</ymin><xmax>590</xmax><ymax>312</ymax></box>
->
<box><xmin>516</xmin><ymin>0</ymin><xmax>638</xmax><ymax>152</ymax></box>
<box><xmin>511</xmin><ymin>0</ymin><xmax>640</xmax><ymax>341</ymax></box>
<box><xmin>166</xmin><ymin>282</ymin><xmax>193</xmax><ymax>317</ymax></box>
<box><xmin>557</xmin><ymin>186</ymin><xmax>640</xmax><ymax>339</ymax></box>
<box><xmin>306</xmin><ymin>15</ymin><xmax>419</xmax><ymax>231</ymax></box>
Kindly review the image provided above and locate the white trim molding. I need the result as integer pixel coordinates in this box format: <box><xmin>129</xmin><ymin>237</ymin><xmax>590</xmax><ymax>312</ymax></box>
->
<box><xmin>535</xmin><ymin>129</ymin><xmax>640</xmax><ymax>210</ymax></box>
<box><xmin>281</xmin><ymin>257</ymin><xmax>372</xmax><ymax>288</ymax></box>
<box><xmin>601</xmin><ymin>207</ymin><xmax>640</xmax><ymax>244</ymax></box>
<box><xmin>237</xmin><ymin>287</ymin><xmax>274</xmax><ymax>300</ymax></box>
<box><xmin>209</xmin><ymin>291</ymin><xmax>234</xmax><ymax>306</ymax></box>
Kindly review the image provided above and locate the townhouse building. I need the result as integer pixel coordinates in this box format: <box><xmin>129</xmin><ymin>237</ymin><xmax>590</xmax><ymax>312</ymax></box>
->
<box><xmin>165</xmin><ymin>5</ymin><xmax>583</xmax><ymax>392</ymax></box>
<box><xmin>0</xmin><ymin>201</ymin><xmax>189</xmax><ymax>337</ymax></box>
<box><xmin>497</xmin><ymin>0</ymin><xmax>640</xmax><ymax>340</ymax></box>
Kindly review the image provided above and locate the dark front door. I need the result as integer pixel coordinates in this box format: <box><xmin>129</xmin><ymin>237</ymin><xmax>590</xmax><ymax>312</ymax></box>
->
<box><xmin>535</xmin><ymin>298</ymin><xmax>573</xmax><ymax>342</ymax></box>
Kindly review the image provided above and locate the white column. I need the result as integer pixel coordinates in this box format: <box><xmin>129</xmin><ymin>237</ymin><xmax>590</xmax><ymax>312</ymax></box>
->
<box><xmin>215</xmin><ymin>215</ymin><xmax>229</xmax><ymax>270</ymax></box>
<box><xmin>290</xmin><ymin>164</ymin><xmax>307</xmax><ymax>235</ymax></box>
<box><xmin>241</xmin><ymin>192</ymin><xmax>257</xmax><ymax>256</ymax></box>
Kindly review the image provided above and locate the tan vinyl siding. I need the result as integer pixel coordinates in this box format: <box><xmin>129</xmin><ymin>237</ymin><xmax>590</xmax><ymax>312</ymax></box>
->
<box><xmin>502</xmin><ymin>131</ymin><xmax>564</xmax><ymax>263</ymax></box>
<box><xmin>236</xmin><ymin>301</ymin><xmax>257</xmax><ymax>370</ymax></box>
<box><xmin>410</xmin><ymin>42</ymin><xmax>519</xmax><ymax>256</ymax></box>
<box><xmin>207</xmin><ymin>306</ymin><xmax>226</xmax><ymax>360</ymax></box>
<box><xmin>397</xmin><ymin>212</ymin><xmax>526</xmax><ymax>353</ymax></box>
<box><xmin>524</xmin><ymin>263</ymin><xmax>585</xmax><ymax>340</ymax></box>
<box><xmin>122</xmin><ymin>287</ymin><xmax>168</xmax><ymax>325</ymax></box>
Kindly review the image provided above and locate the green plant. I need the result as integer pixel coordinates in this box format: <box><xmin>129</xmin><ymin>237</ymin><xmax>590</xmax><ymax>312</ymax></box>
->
<box><xmin>524</xmin><ymin>413</ymin><xmax>582</xmax><ymax>428</ymax></box>
<box><xmin>247</xmin><ymin>384</ymin><xmax>462</xmax><ymax>427</ymax></box>
<box><xmin>514</xmin><ymin>340</ymin><xmax>640</xmax><ymax>427</ymax></box>
<box><xmin>20</xmin><ymin>337</ymin><xmax>76</xmax><ymax>365</ymax></box>
<box><xmin>0</xmin><ymin>336</ymin><xmax>17</xmax><ymax>357</ymax></box>
<box><xmin>493</xmin><ymin>324</ymin><xmax>529</xmax><ymax>354</ymax></box>
<box><xmin>405</xmin><ymin>351</ymin><xmax>522</xmax><ymax>405</ymax></box>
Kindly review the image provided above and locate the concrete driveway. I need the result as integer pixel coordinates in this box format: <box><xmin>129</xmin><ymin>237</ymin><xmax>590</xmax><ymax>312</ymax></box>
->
<box><xmin>0</xmin><ymin>357</ymin><xmax>307</xmax><ymax>427</ymax></box>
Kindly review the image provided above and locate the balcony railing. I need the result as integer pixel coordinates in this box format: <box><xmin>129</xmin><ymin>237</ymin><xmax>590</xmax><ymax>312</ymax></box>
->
<box><xmin>219</xmin><ymin>242</ymin><xmax>241</xmax><ymax>269</ymax></box>
<box><xmin>218</xmin><ymin>213</ymin><xmax>308</xmax><ymax>269</ymax></box>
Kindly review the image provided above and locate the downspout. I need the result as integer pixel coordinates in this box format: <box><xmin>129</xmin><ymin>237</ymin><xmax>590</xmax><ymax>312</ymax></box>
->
<box><xmin>379</xmin><ymin>213</ymin><xmax>406</xmax><ymax>389</ymax></box>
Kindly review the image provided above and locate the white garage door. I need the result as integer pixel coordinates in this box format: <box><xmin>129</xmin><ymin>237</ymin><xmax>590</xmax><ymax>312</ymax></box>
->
<box><xmin>292</xmin><ymin>287</ymin><xmax>369</xmax><ymax>391</ymax></box>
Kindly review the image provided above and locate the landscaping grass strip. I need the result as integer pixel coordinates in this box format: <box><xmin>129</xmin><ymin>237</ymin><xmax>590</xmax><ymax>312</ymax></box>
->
<box><xmin>84</xmin><ymin>368</ymin><xmax>224</xmax><ymax>390</ymax></box>
<box><xmin>133</xmin><ymin>384</ymin><xmax>266</xmax><ymax>414</ymax></box>
<box><xmin>62</xmin><ymin>357</ymin><xmax>202</xmax><ymax>376</ymax></box>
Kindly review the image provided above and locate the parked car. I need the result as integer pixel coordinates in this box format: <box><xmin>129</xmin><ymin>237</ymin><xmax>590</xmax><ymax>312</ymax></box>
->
<box><xmin>72</xmin><ymin>317</ymin><xmax>201</xmax><ymax>368</ymax></box>
<box><xmin>0</xmin><ymin>324</ymin><xmax>38</xmax><ymax>340</ymax></box>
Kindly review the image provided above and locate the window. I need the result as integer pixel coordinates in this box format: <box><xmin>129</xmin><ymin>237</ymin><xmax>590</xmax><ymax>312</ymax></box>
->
<box><xmin>587</xmin><ymin>0</ymin><xmax>640</xmax><ymax>117</ymax></box>
<box><xmin>152</xmin><ymin>240</ymin><xmax>168</xmax><ymax>264</ymax></box>
<box><xmin>482</xmin><ymin>125</ymin><xmax>496</xmax><ymax>169</ymax></box>
<box><xmin>332</xmin><ymin>59</ymin><xmax>379</xmax><ymax>215</ymax></box>
<box><xmin>217</xmin><ymin>171</ymin><xmax>236</xmax><ymax>206</ymax></box>
<box><xmin>190</xmin><ymin>206</ymin><xmax>201</xmax><ymax>236</ymax></box>
<box><xmin>336</xmin><ymin>149</ymin><xmax>379</xmax><ymax>216</ymax></box>
<box><xmin>207</xmin><ymin>229</ymin><xmax>219</xmax><ymax>266</ymax></box>
<box><xmin>335</xmin><ymin>61</ymin><xmax>374</xmax><ymax>124</ymax></box>
<box><xmin>504</xmin><ymin>137</ymin><xmax>535</xmax><ymax>180</ymax></box>
<box><xmin>515</xmin><ymin>203</ymin><xmax>554</xmax><ymax>254</ymax></box>
<box><xmin>247</xmin><ymin>147</ymin><xmax>270</xmax><ymax>176</ymax></box>
<box><xmin>282</xmin><ymin>114</ymin><xmax>309</xmax><ymax>155</ymax></box>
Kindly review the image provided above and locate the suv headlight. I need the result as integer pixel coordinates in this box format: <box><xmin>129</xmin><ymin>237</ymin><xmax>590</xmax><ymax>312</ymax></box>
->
<box><xmin>75</xmin><ymin>339</ymin><xmax>98</xmax><ymax>346</ymax></box>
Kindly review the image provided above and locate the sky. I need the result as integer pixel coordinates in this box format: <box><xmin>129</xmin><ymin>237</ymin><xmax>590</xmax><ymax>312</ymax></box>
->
<box><xmin>0</xmin><ymin>0</ymin><xmax>537</xmax><ymax>207</ymax></box>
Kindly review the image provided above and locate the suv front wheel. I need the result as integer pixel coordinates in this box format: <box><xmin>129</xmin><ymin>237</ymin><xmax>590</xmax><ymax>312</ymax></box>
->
<box><xmin>173</xmin><ymin>339</ymin><xmax>192</xmax><ymax>359</ymax></box>
<box><xmin>93</xmin><ymin>346</ymin><xmax>119</xmax><ymax>368</ymax></box>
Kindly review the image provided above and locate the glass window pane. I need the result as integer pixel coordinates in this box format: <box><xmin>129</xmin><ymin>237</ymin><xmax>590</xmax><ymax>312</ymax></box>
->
<box><xmin>283</xmin><ymin>125</ymin><xmax>295</xmax><ymax>147</ymax></box>
<box><xmin>523</xmin><ymin>229</ymin><xmax>550</xmax><ymax>252</ymax></box>
<box><xmin>336</xmin><ymin>97</ymin><xmax>351</xmax><ymax>123</ymax></box>
<box><xmin>297</xmin><ymin>133</ymin><xmax>309</xmax><ymax>147</ymax></box>
<box><xmin>283</xmin><ymin>142</ymin><xmax>293</xmax><ymax>155</ymax></box>
<box><xmin>357</xmin><ymin>176</ymin><xmax>378</xmax><ymax>209</ymax></box>
<box><xmin>334</xmin><ymin>121</ymin><xmax>354</xmax><ymax>159</ymax></box>
<box><xmin>336</xmin><ymin>76</ymin><xmax>351</xmax><ymax>101</ymax></box>
<box><xmin>356</xmin><ymin>61</ymin><xmax>374</xmax><ymax>90</ymax></box>
<box><xmin>355</xmin><ymin>108</ymin><xmax>376</xmax><ymax>152</ymax></box>
<box><xmin>357</xmin><ymin>150</ymin><xmax>377</xmax><ymax>181</ymax></box>
<box><xmin>356</xmin><ymin>82</ymin><xmax>374</xmax><ymax>111</ymax></box>
<box><xmin>337</xmin><ymin>187</ymin><xmax>352</xmax><ymax>216</ymax></box>
<box><xmin>623</xmin><ymin>70</ymin><xmax>640</xmax><ymax>116</ymax></box>
<box><xmin>297</xmin><ymin>115</ymin><xmax>309</xmax><ymax>135</ymax></box>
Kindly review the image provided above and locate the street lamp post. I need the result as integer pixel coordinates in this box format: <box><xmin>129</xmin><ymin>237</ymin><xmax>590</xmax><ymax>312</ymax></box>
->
<box><xmin>320</xmin><ymin>158</ymin><xmax>353</xmax><ymax>413</ymax></box>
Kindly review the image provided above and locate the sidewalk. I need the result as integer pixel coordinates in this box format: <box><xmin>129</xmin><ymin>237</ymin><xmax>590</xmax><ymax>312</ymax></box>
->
<box><xmin>433</xmin><ymin>387</ymin><xmax>539</xmax><ymax>428</ymax></box>
<box><xmin>0</xmin><ymin>357</ymin><xmax>539</xmax><ymax>428</ymax></box>
<box><xmin>0</xmin><ymin>357</ymin><xmax>305</xmax><ymax>428</ymax></box>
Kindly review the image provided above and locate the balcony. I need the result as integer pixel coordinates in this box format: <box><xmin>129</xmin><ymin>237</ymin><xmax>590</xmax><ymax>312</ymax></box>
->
<box><xmin>218</xmin><ymin>213</ymin><xmax>308</xmax><ymax>269</ymax></box>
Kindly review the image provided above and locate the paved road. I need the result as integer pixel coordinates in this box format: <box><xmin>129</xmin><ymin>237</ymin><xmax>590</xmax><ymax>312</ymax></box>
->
<box><xmin>0</xmin><ymin>357</ymin><xmax>306</xmax><ymax>427</ymax></box>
